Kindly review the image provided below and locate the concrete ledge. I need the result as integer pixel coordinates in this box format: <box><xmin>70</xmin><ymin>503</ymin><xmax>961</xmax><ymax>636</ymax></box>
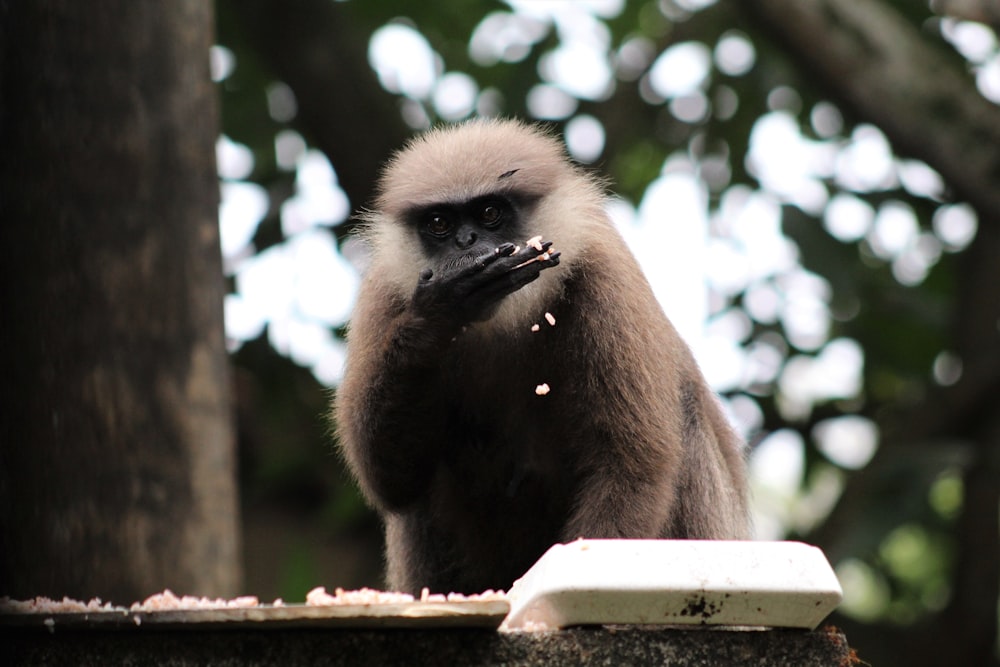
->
<box><xmin>6</xmin><ymin>625</ymin><xmax>852</xmax><ymax>666</ymax></box>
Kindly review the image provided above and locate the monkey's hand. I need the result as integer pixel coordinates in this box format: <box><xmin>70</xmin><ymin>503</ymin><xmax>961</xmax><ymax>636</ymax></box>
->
<box><xmin>411</xmin><ymin>241</ymin><xmax>560</xmax><ymax>330</ymax></box>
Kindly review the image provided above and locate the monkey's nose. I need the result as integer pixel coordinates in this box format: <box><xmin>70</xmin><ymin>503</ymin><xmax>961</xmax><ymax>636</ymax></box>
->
<box><xmin>455</xmin><ymin>229</ymin><xmax>478</xmax><ymax>249</ymax></box>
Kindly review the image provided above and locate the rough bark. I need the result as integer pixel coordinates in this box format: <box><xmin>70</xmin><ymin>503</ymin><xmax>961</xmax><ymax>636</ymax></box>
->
<box><xmin>0</xmin><ymin>1</ymin><xmax>240</xmax><ymax>602</ymax></box>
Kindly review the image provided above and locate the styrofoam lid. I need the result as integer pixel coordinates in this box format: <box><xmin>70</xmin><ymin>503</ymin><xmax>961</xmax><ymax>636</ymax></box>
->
<box><xmin>501</xmin><ymin>540</ymin><xmax>842</xmax><ymax>631</ymax></box>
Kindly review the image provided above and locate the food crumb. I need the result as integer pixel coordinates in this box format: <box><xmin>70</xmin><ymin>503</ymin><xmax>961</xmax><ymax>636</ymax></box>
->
<box><xmin>420</xmin><ymin>588</ymin><xmax>448</xmax><ymax>603</ymax></box>
<box><xmin>0</xmin><ymin>595</ymin><xmax>119</xmax><ymax>614</ymax></box>
<box><xmin>544</xmin><ymin>312</ymin><xmax>556</xmax><ymax>326</ymax></box>
<box><xmin>535</xmin><ymin>383</ymin><xmax>550</xmax><ymax>396</ymax></box>
<box><xmin>530</xmin><ymin>324</ymin><xmax>540</xmax><ymax>332</ymax></box>
<box><xmin>130</xmin><ymin>590</ymin><xmax>260</xmax><ymax>611</ymax></box>
<box><xmin>306</xmin><ymin>586</ymin><xmax>415</xmax><ymax>606</ymax></box>
<box><xmin>0</xmin><ymin>587</ymin><xmax>506</xmax><ymax>617</ymax></box>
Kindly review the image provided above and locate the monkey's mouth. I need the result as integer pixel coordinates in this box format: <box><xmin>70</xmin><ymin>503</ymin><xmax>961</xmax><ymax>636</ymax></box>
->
<box><xmin>438</xmin><ymin>251</ymin><xmax>490</xmax><ymax>273</ymax></box>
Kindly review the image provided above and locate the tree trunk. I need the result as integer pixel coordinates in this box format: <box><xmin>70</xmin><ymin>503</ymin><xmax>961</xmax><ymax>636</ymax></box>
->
<box><xmin>0</xmin><ymin>0</ymin><xmax>240</xmax><ymax>603</ymax></box>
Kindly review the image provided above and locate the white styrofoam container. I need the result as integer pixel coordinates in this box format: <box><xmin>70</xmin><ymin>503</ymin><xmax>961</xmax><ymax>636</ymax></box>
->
<box><xmin>501</xmin><ymin>540</ymin><xmax>842</xmax><ymax>631</ymax></box>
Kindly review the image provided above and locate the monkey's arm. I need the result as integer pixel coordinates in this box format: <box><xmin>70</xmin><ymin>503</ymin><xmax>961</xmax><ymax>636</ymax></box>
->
<box><xmin>555</xmin><ymin>249</ymin><xmax>710</xmax><ymax>540</ymax></box>
<box><xmin>335</xmin><ymin>280</ymin><xmax>446</xmax><ymax>510</ymax></box>
<box><xmin>559</xmin><ymin>381</ymin><xmax>687</xmax><ymax>541</ymax></box>
<box><xmin>557</xmin><ymin>272</ymin><xmax>749</xmax><ymax>542</ymax></box>
<box><xmin>336</xmin><ymin>243</ymin><xmax>560</xmax><ymax>511</ymax></box>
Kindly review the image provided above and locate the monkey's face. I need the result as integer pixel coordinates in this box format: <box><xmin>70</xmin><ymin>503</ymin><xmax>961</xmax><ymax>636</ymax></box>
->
<box><xmin>393</xmin><ymin>189</ymin><xmax>559</xmax><ymax>327</ymax></box>
<box><xmin>408</xmin><ymin>193</ymin><xmax>535</xmax><ymax>272</ymax></box>
<box><xmin>366</xmin><ymin>120</ymin><xmax>600</xmax><ymax>331</ymax></box>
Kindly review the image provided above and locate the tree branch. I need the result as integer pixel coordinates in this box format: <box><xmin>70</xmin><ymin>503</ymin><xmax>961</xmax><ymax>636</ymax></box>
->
<box><xmin>737</xmin><ymin>0</ymin><xmax>1000</xmax><ymax>222</ymax></box>
<box><xmin>219</xmin><ymin>0</ymin><xmax>410</xmax><ymax>213</ymax></box>
<box><xmin>932</xmin><ymin>0</ymin><xmax>1000</xmax><ymax>31</ymax></box>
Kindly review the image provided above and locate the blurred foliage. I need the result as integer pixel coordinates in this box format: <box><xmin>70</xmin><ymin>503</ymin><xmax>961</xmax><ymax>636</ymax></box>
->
<box><xmin>214</xmin><ymin>0</ymin><xmax>999</xmax><ymax>662</ymax></box>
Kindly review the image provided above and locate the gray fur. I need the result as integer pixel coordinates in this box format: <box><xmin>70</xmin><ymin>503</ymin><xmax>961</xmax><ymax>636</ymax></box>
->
<box><xmin>335</xmin><ymin>119</ymin><xmax>750</xmax><ymax>595</ymax></box>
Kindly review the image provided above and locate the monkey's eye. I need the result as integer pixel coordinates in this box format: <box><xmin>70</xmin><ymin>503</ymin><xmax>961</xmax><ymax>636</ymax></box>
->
<box><xmin>423</xmin><ymin>213</ymin><xmax>453</xmax><ymax>237</ymax></box>
<box><xmin>480</xmin><ymin>204</ymin><xmax>504</xmax><ymax>228</ymax></box>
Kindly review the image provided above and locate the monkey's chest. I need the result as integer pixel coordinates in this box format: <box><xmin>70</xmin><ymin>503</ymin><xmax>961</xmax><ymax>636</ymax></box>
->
<box><xmin>435</xmin><ymin>333</ymin><xmax>577</xmax><ymax>507</ymax></box>
<box><xmin>442</xmin><ymin>410</ymin><xmax>559</xmax><ymax>494</ymax></box>
<box><xmin>436</xmin><ymin>388</ymin><xmax>573</xmax><ymax>513</ymax></box>
<box><xmin>434</xmin><ymin>419</ymin><xmax>573</xmax><ymax>572</ymax></box>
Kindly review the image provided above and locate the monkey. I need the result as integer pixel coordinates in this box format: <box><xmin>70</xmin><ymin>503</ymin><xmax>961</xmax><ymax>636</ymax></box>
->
<box><xmin>334</xmin><ymin>119</ymin><xmax>750</xmax><ymax>596</ymax></box>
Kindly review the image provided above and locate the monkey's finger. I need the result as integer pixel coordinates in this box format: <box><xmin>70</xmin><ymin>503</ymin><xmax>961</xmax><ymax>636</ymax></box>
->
<box><xmin>529</xmin><ymin>251</ymin><xmax>561</xmax><ymax>272</ymax></box>
<box><xmin>483</xmin><ymin>252</ymin><xmax>561</xmax><ymax>299</ymax></box>
<box><xmin>446</xmin><ymin>248</ymin><xmax>507</xmax><ymax>285</ymax></box>
<box><xmin>514</xmin><ymin>239</ymin><xmax>554</xmax><ymax>256</ymax></box>
<box><xmin>495</xmin><ymin>243</ymin><xmax>517</xmax><ymax>256</ymax></box>
<box><xmin>471</xmin><ymin>269</ymin><xmax>543</xmax><ymax>304</ymax></box>
<box><xmin>511</xmin><ymin>248</ymin><xmax>561</xmax><ymax>270</ymax></box>
<box><xmin>510</xmin><ymin>239</ymin><xmax>554</xmax><ymax>263</ymax></box>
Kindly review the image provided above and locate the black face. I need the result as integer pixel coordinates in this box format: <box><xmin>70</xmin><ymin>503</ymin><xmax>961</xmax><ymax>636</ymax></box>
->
<box><xmin>400</xmin><ymin>187</ymin><xmax>559</xmax><ymax>328</ymax></box>
<box><xmin>410</xmin><ymin>194</ymin><xmax>529</xmax><ymax>266</ymax></box>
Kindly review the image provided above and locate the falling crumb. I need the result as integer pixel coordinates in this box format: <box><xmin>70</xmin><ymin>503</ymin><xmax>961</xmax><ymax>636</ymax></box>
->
<box><xmin>544</xmin><ymin>312</ymin><xmax>556</xmax><ymax>326</ymax></box>
<box><xmin>526</xmin><ymin>235</ymin><xmax>544</xmax><ymax>251</ymax></box>
<box><xmin>535</xmin><ymin>383</ymin><xmax>550</xmax><ymax>396</ymax></box>
<box><xmin>530</xmin><ymin>324</ymin><xmax>540</xmax><ymax>332</ymax></box>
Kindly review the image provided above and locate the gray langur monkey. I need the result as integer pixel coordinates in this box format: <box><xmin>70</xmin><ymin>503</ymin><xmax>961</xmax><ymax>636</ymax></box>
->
<box><xmin>334</xmin><ymin>119</ymin><xmax>750</xmax><ymax>595</ymax></box>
